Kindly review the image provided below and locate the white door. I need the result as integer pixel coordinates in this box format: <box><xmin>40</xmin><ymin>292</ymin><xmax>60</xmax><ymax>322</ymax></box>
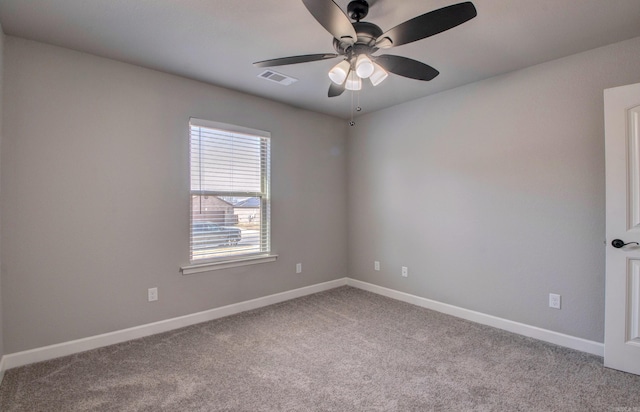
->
<box><xmin>605</xmin><ymin>81</ymin><xmax>640</xmax><ymax>374</ymax></box>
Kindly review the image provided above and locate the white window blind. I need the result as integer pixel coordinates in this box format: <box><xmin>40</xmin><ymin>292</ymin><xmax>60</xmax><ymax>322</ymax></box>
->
<box><xmin>189</xmin><ymin>118</ymin><xmax>271</xmax><ymax>262</ymax></box>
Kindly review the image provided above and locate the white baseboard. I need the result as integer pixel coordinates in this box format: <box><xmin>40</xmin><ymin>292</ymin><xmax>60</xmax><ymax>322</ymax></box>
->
<box><xmin>2</xmin><ymin>278</ymin><xmax>348</xmax><ymax>371</ymax></box>
<box><xmin>346</xmin><ymin>278</ymin><xmax>604</xmax><ymax>357</ymax></box>
<box><xmin>1</xmin><ymin>276</ymin><xmax>604</xmax><ymax>374</ymax></box>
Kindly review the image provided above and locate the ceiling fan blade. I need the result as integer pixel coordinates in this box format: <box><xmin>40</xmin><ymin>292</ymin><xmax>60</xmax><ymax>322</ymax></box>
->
<box><xmin>253</xmin><ymin>53</ymin><xmax>339</xmax><ymax>68</ymax></box>
<box><xmin>328</xmin><ymin>81</ymin><xmax>346</xmax><ymax>97</ymax></box>
<box><xmin>374</xmin><ymin>55</ymin><xmax>439</xmax><ymax>81</ymax></box>
<box><xmin>375</xmin><ymin>2</ymin><xmax>477</xmax><ymax>48</ymax></box>
<box><xmin>301</xmin><ymin>0</ymin><xmax>357</xmax><ymax>45</ymax></box>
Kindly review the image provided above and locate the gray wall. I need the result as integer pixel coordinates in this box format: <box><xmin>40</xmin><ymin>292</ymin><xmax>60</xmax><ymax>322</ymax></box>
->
<box><xmin>0</xmin><ymin>22</ymin><xmax>4</xmax><ymax>359</ymax></box>
<box><xmin>348</xmin><ymin>36</ymin><xmax>640</xmax><ymax>343</ymax></box>
<box><xmin>1</xmin><ymin>37</ymin><xmax>348</xmax><ymax>353</ymax></box>
<box><xmin>3</xmin><ymin>32</ymin><xmax>640</xmax><ymax>355</ymax></box>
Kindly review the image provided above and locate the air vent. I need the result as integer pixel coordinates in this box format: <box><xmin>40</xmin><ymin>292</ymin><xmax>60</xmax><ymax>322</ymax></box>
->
<box><xmin>258</xmin><ymin>70</ymin><xmax>298</xmax><ymax>86</ymax></box>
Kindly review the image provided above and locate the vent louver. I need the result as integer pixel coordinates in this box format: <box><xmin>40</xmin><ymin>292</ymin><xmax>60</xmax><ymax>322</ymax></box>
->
<box><xmin>258</xmin><ymin>70</ymin><xmax>298</xmax><ymax>86</ymax></box>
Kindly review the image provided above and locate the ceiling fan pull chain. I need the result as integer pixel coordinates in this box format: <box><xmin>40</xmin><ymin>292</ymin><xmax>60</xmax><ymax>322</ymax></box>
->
<box><xmin>349</xmin><ymin>89</ymin><xmax>356</xmax><ymax>126</ymax></box>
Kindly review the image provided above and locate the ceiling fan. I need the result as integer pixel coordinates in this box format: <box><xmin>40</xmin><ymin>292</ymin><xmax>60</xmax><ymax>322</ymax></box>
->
<box><xmin>254</xmin><ymin>0</ymin><xmax>477</xmax><ymax>98</ymax></box>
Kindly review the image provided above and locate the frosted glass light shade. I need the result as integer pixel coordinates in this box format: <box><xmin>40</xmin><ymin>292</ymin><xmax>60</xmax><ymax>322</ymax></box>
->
<box><xmin>328</xmin><ymin>60</ymin><xmax>350</xmax><ymax>85</ymax></box>
<box><xmin>355</xmin><ymin>54</ymin><xmax>374</xmax><ymax>78</ymax></box>
<box><xmin>369</xmin><ymin>62</ymin><xmax>388</xmax><ymax>86</ymax></box>
<box><xmin>345</xmin><ymin>71</ymin><xmax>362</xmax><ymax>91</ymax></box>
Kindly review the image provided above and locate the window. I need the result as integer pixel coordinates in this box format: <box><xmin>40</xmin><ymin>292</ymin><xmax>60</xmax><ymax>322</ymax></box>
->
<box><xmin>188</xmin><ymin>118</ymin><xmax>271</xmax><ymax>265</ymax></box>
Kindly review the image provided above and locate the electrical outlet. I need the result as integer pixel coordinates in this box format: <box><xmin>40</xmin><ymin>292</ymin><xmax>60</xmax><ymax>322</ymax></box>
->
<box><xmin>374</xmin><ymin>261</ymin><xmax>380</xmax><ymax>271</ymax></box>
<box><xmin>549</xmin><ymin>293</ymin><xmax>561</xmax><ymax>309</ymax></box>
<box><xmin>148</xmin><ymin>287</ymin><xmax>158</xmax><ymax>302</ymax></box>
<box><xmin>402</xmin><ymin>266</ymin><xmax>408</xmax><ymax>277</ymax></box>
<box><xmin>296</xmin><ymin>263</ymin><xmax>302</xmax><ymax>274</ymax></box>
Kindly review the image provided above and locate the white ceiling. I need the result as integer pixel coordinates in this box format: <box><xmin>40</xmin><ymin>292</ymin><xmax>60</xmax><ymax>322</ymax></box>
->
<box><xmin>1</xmin><ymin>0</ymin><xmax>640</xmax><ymax>119</ymax></box>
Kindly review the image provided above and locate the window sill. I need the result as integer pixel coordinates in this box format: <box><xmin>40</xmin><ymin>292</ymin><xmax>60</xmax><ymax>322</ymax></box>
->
<box><xmin>181</xmin><ymin>254</ymin><xmax>278</xmax><ymax>275</ymax></box>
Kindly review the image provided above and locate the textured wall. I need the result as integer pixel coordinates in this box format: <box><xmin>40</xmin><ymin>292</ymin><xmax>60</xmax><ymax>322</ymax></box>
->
<box><xmin>1</xmin><ymin>37</ymin><xmax>348</xmax><ymax>353</ymax></box>
<box><xmin>347</xmin><ymin>36</ymin><xmax>640</xmax><ymax>343</ymax></box>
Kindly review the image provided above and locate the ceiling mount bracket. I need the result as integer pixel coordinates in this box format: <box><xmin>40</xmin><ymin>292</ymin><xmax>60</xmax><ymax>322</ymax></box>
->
<box><xmin>347</xmin><ymin>0</ymin><xmax>369</xmax><ymax>22</ymax></box>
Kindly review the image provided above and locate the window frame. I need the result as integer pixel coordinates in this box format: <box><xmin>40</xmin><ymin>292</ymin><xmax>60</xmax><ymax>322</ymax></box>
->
<box><xmin>181</xmin><ymin>118</ymin><xmax>277</xmax><ymax>274</ymax></box>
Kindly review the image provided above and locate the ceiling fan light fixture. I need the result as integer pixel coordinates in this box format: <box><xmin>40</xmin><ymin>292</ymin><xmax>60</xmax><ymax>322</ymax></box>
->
<box><xmin>328</xmin><ymin>60</ymin><xmax>351</xmax><ymax>84</ymax></box>
<box><xmin>369</xmin><ymin>62</ymin><xmax>388</xmax><ymax>86</ymax></box>
<box><xmin>355</xmin><ymin>54</ymin><xmax>374</xmax><ymax>78</ymax></box>
<box><xmin>345</xmin><ymin>70</ymin><xmax>362</xmax><ymax>91</ymax></box>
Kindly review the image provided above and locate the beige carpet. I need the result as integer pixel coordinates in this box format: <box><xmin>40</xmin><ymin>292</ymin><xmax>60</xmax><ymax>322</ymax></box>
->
<box><xmin>1</xmin><ymin>286</ymin><xmax>640</xmax><ymax>411</ymax></box>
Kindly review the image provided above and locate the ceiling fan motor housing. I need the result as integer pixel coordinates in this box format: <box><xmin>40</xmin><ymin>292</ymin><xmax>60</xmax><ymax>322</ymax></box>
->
<box><xmin>333</xmin><ymin>21</ymin><xmax>382</xmax><ymax>55</ymax></box>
